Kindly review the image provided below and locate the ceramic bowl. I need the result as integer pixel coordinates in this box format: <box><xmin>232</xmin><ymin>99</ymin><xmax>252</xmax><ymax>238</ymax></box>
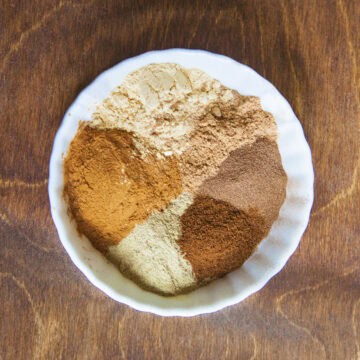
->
<box><xmin>49</xmin><ymin>49</ymin><xmax>314</xmax><ymax>316</ymax></box>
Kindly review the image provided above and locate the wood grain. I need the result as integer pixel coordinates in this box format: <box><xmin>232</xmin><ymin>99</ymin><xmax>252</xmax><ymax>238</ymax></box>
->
<box><xmin>1</xmin><ymin>0</ymin><xmax>359</xmax><ymax>359</ymax></box>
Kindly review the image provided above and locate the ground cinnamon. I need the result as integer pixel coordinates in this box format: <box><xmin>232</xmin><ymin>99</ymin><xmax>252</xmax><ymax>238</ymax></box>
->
<box><xmin>64</xmin><ymin>124</ymin><xmax>182</xmax><ymax>252</ymax></box>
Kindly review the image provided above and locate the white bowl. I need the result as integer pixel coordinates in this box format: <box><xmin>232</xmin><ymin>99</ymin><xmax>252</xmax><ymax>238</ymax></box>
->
<box><xmin>48</xmin><ymin>49</ymin><xmax>314</xmax><ymax>316</ymax></box>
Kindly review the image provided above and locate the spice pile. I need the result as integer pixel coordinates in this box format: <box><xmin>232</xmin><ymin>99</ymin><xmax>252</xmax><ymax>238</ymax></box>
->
<box><xmin>64</xmin><ymin>63</ymin><xmax>287</xmax><ymax>295</ymax></box>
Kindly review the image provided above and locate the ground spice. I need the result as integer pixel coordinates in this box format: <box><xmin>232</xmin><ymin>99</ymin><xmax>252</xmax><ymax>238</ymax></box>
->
<box><xmin>180</xmin><ymin>94</ymin><xmax>277</xmax><ymax>192</ymax></box>
<box><xmin>200</xmin><ymin>137</ymin><xmax>287</xmax><ymax>227</ymax></box>
<box><xmin>178</xmin><ymin>196</ymin><xmax>267</xmax><ymax>283</ymax></box>
<box><xmin>64</xmin><ymin>124</ymin><xmax>182</xmax><ymax>252</ymax></box>
<box><xmin>63</xmin><ymin>63</ymin><xmax>288</xmax><ymax>295</ymax></box>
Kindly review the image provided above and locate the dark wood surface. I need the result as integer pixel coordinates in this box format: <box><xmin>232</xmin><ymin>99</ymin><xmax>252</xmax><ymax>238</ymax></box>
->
<box><xmin>1</xmin><ymin>1</ymin><xmax>359</xmax><ymax>359</ymax></box>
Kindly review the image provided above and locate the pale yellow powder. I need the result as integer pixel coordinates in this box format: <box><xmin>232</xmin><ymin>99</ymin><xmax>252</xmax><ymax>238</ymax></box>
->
<box><xmin>107</xmin><ymin>192</ymin><xmax>196</xmax><ymax>295</ymax></box>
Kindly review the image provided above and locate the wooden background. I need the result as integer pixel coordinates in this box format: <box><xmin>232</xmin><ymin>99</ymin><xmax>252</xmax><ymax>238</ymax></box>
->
<box><xmin>1</xmin><ymin>1</ymin><xmax>359</xmax><ymax>359</ymax></box>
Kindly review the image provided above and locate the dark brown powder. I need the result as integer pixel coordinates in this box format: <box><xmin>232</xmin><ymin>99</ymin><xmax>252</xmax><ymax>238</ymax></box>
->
<box><xmin>178</xmin><ymin>196</ymin><xmax>267</xmax><ymax>283</ymax></box>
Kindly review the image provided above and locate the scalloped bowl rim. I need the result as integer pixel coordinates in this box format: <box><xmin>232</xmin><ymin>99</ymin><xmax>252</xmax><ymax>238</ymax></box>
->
<box><xmin>48</xmin><ymin>49</ymin><xmax>314</xmax><ymax>316</ymax></box>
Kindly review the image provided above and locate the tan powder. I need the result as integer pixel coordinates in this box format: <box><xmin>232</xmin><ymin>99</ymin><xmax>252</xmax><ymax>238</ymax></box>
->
<box><xmin>180</xmin><ymin>94</ymin><xmax>277</xmax><ymax>192</ymax></box>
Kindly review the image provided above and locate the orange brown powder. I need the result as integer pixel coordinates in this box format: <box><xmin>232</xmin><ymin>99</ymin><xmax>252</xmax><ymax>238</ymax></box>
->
<box><xmin>64</xmin><ymin>124</ymin><xmax>182</xmax><ymax>252</ymax></box>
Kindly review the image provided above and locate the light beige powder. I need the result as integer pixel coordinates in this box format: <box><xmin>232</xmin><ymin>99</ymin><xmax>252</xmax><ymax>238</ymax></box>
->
<box><xmin>107</xmin><ymin>192</ymin><xmax>196</xmax><ymax>295</ymax></box>
<box><xmin>93</xmin><ymin>63</ymin><xmax>234</xmax><ymax>156</ymax></box>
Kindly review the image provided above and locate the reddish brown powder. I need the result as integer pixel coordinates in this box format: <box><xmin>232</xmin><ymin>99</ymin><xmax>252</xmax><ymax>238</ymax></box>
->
<box><xmin>178</xmin><ymin>196</ymin><xmax>267</xmax><ymax>283</ymax></box>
